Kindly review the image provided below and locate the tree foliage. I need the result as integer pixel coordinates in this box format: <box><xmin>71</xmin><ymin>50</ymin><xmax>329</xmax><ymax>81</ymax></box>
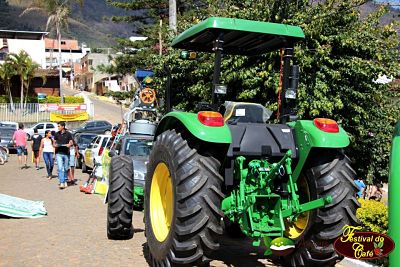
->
<box><xmin>5</xmin><ymin>51</ymin><xmax>40</xmax><ymax>107</ymax></box>
<box><xmin>106</xmin><ymin>0</ymin><xmax>400</xmax><ymax>183</ymax></box>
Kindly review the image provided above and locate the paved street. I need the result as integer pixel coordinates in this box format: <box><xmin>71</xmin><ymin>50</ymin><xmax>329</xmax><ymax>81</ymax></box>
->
<box><xmin>64</xmin><ymin>87</ymin><xmax>128</xmax><ymax>125</ymax></box>
<box><xmin>0</xmin><ymin>151</ymin><xmax>281</xmax><ymax>267</ymax></box>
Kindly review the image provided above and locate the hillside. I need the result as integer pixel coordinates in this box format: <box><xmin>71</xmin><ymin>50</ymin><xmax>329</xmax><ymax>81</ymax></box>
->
<box><xmin>0</xmin><ymin>0</ymin><xmax>398</xmax><ymax>48</ymax></box>
<box><xmin>0</xmin><ymin>0</ymin><xmax>142</xmax><ymax>47</ymax></box>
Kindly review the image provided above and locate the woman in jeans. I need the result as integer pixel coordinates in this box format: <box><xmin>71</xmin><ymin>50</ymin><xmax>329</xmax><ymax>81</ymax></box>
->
<box><xmin>39</xmin><ymin>130</ymin><xmax>55</xmax><ymax>179</ymax></box>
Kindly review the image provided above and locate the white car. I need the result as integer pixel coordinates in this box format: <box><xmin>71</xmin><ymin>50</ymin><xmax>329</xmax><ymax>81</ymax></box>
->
<box><xmin>82</xmin><ymin>134</ymin><xmax>112</xmax><ymax>172</ymax></box>
<box><xmin>24</xmin><ymin>122</ymin><xmax>58</xmax><ymax>139</ymax></box>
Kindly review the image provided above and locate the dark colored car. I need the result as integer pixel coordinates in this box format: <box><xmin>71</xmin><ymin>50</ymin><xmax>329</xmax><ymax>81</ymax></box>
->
<box><xmin>71</xmin><ymin>120</ymin><xmax>112</xmax><ymax>135</ymax></box>
<box><xmin>0</xmin><ymin>126</ymin><xmax>16</xmax><ymax>152</ymax></box>
<box><xmin>74</xmin><ymin>133</ymin><xmax>98</xmax><ymax>169</ymax></box>
<box><xmin>110</xmin><ymin>134</ymin><xmax>153</xmax><ymax>205</ymax></box>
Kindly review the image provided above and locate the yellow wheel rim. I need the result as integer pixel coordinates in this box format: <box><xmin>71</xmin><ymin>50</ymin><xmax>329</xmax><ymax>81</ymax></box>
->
<box><xmin>285</xmin><ymin>176</ymin><xmax>311</xmax><ymax>239</ymax></box>
<box><xmin>150</xmin><ymin>162</ymin><xmax>174</xmax><ymax>242</ymax></box>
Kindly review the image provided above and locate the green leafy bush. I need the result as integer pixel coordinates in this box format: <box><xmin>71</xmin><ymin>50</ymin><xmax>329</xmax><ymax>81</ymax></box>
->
<box><xmin>356</xmin><ymin>198</ymin><xmax>388</xmax><ymax>234</ymax></box>
<box><xmin>0</xmin><ymin>95</ymin><xmax>84</xmax><ymax>104</ymax></box>
<box><xmin>39</xmin><ymin>96</ymin><xmax>84</xmax><ymax>103</ymax></box>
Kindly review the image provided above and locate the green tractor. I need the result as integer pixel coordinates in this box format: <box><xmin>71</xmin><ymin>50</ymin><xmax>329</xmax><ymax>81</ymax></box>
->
<box><xmin>109</xmin><ymin>17</ymin><xmax>360</xmax><ymax>266</ymax></box>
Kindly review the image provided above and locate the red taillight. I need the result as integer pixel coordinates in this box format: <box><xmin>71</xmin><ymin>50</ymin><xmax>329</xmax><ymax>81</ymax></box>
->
<box><xmin>99</xmin><ymin>147</ymin><xmax>104</xmax><ymax>156</ymax></box>
<box><xmin>314</xmin><ymin>118</ymin><xmax>340</xmax><ymax>133</ymax></box>
<box><xmin>197</xmin><ymin>111</ymin><xmax>224</xmax><ymax>127</ymax></box>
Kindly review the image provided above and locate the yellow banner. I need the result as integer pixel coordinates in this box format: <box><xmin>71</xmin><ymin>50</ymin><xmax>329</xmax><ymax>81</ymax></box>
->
<box><xmin>50</xmin><ymin>112</ymin><xmax>89</xmax><ymax>122</ymax></box>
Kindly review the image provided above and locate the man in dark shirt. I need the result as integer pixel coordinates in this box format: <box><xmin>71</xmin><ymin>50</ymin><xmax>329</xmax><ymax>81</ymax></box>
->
<box><xmin>53</xmin><ymin>122</ymin><xmax>73</xmax><ymax>189</ymax></box>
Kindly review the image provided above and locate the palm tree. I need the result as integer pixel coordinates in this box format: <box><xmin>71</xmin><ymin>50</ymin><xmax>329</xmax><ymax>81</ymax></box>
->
<box><xmin>20</xmin><ymin>0</ymin><xmax>84</xmax><ymax>103</ymax></box>
<box><xmin>7</xmin><ymin>51</ymin><xmax>39</xmax><ymax>108</ymax></box>
<box><xmin>0</xmin><ymin>59</ymin><xmax>16</xmax><ymax>110</ymax></box>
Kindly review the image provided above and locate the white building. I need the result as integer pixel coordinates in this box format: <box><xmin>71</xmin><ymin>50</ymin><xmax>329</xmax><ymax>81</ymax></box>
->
<box><xmin>0</xmin><ymin>30</ymin><xmax>48</xmax><ymax>68</ymax></box>
<box><xmin>45</xmin><ymin>38</ymin><xmax>90</xmax><ymax>69</ymax></box>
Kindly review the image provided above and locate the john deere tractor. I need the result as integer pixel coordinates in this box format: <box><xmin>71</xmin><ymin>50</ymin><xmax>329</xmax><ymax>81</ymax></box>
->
<box><xmin>108</xmin><ymin>17</ymin><xmax>359</xmax><ymax>266</ymax></box>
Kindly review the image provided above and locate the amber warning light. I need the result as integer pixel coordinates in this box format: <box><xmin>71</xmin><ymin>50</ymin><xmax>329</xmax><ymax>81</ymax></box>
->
<box><xmin>314</xmin><ymin>118</ymin><xmax>340</xmax><ymax>133</ymax></box>
<box><xmin>198</xmin><ymin>111</ymin><xmax>224</xmax><ymax>127</ymax></box>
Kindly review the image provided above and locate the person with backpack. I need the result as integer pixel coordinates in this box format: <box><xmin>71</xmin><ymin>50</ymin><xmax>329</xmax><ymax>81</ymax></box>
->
<box><xmin>31</xmin><ymin>128</ymin><xmax>43</xmax><ymax>170</ymax></box>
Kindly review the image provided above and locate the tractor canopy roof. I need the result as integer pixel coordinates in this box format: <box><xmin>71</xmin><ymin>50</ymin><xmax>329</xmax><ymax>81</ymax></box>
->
<box><xmin>171</xmin><ymin>17</ymin><xmax>305</xmax><ymax>56</ymax></box>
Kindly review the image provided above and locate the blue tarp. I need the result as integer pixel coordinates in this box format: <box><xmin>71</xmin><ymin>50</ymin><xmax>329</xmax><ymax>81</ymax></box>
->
<box><xmin>135</xmin><ymin>69</ymin><xmax>154</xmax><ymax>81</ymax></box>
<box><xmin>0</xmin><ymin>193</ymin><xmax>47</xmax><ymax>218</ymax></box>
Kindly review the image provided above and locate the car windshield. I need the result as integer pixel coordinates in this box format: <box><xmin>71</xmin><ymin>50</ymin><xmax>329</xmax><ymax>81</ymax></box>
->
<box><xmin>79</xmin><ymin>134</ymin><xmax>97</xmax><ymax>144</ymax></box>
<box><xmin>0</xmin><ymin>127</ymin><xmax>16</xmax><ymax>138</ymax></box>
<box><xmin>78</xmin><ymin>122</ymin><xmax>88</xmax><ymax>128</ymax></box>
<box><xmin>0</xmin><ymin>123</ymin><xmax>17</xmax><ymax>130</ymax></box>
<box><xmin>124</xmin><ymin>139</ymin><xmax>152</xmax><ymax>157</ymax></box>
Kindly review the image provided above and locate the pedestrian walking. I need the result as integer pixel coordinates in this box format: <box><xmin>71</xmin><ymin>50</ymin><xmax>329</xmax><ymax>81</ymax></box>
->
<box><xmin>53</xmin><ymin>122</ymin><xmax>73</xmax><ymax>189</ymax></box>
<box><xmin>31</xmin><ymin>129</ymin><xmax>43</xmax><ymax>170</ymax></box>
<box><xmin>40</xmin><ymin>130</ymin><xmax>55</xmax><ymax>179</ymax></box>
<box><xmin>67</xmin><ymin>140</ymin><xmax>78</xmax><ymax>185</ymax></box>
<box><xmin>12</xmin><ymin>123</ymin><xmax>28</xmax><ymax>169</ymax></box>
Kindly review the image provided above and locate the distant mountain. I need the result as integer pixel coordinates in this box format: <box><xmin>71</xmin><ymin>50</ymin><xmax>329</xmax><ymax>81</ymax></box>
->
<box><xmin>0</xmin><ymin>0</ymin><xmax>398</xmax><ymax>48</ymax></box>
<box><xmin>0</xmin><ymin>0</ymin><xmax>143</xmax><ymax>47</ymax></box>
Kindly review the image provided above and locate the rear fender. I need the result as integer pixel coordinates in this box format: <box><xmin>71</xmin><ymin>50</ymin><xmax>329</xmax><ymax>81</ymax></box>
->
<box><xmin>289</xmin><ymin>120</ymin><xmax>350</xmax><ymax>181</ymax></box>
<box><xmin>155</xmin><ymin>111</ymin><xmax>232</xmax><ymax>144</ymax></box>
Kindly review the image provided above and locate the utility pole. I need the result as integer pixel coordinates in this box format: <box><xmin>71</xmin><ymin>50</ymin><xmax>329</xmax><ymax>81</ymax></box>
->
<box><xmin>58</xmin><ymin>32</ymin><xmax>64</xmax><ymax>103</ymax></box>
<box><xmin>169</xmin><ymin>0</ymin><xmax>177</xmax><ymax>34</ymax></box>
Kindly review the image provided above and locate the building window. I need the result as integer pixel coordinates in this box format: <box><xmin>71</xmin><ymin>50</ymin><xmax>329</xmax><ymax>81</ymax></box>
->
<box><xmin>88</xmin><ymin>59</ymin><xmax>93</xmax><ymax>66</ymax></box>
<box><xmin>61</xmin><ymin>41</ymin><xmax>66</xmax><ymax>45</ymax></box>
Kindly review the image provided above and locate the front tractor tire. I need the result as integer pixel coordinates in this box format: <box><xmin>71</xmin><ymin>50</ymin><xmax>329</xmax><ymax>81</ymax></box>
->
<box><xmin>107</xmin><ymin>155</ymin><xmax>134</xmax><ymax>240</ymax></box>
<box><xmin>145</xmin><ymin>129</ymin><xmax>224</xmax><ymax>266</ymax></box>
<box><xmin>284</xmin><ymin>149</ymin><xmax>360</xmax><ymax>267</ymax></box>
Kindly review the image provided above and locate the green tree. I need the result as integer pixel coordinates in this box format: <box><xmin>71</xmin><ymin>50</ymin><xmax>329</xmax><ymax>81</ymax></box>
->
<box><xmin>6</xmin><ymin>51</ymin><xmax>40</xmax><ymax>107</ymax></box>
<box><xmin>20</xmin><ymin>0</ymin><xmax>84</xmax><ymax>103</ymax></box>
<box><xmin>0</xmin><ymin>59</ymin><xmax>17</xmax><ymax>110</ymax></box>
<box><xmin>99</xmin><ymin>1</ymin><xmax>203</xmax><ymax>76</ymax></box>
<box><xmin>105</xmin><ymin>0</ymin><xmax>400</xmax><ymax>183</ymax></box>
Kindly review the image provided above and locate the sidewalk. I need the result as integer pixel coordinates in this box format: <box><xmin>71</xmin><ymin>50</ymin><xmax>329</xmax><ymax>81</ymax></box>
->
<box><xmin>0</xmin><ymin>151</ymin><xmax>148</xmax><ymax>266</ymax></box>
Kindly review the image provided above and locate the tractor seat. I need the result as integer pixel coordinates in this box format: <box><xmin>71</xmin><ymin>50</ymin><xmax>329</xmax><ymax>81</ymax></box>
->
<box><xmin>224</xmin><ymin>101</ymin><xmax>272</xmax><ymax>124</ymax></box>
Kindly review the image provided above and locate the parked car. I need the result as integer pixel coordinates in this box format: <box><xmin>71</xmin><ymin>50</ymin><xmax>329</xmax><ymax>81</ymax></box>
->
<box><xmin>71</xmin><ymin>120</ymin><xmax>112</xmax><ymax>136</ymax></box>
<box><xmin>0</xmin><ymin>126</ymin><xmax>17</xmax><ymax>152</ymax></box>
<box><xmin>24</xmin><ymin>122</ymin><xmax>58</xmax><ymax>140</ymax></box>
<box><xmin>0</xmin><ymin>121</ymin><xmax>18</xmax><ymax>130</ymax></box>
<box><xmin>82</xmin><ymin>134</ymin><xmax>112</xmax><ymax>172</ymax></box>
<box><xmin>74</xmin><ymin>133</ymin><xmax>98</xmax><ymax>169</ymax></box>
<box><xmin>103</xmin><ymin>134</ymin><xmax>153</xmax><ymax>206</ymax></box>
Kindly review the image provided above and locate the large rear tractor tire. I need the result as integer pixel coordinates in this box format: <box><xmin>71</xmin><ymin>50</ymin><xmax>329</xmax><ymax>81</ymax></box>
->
<box><xmin>283</xmin><ymin>149</ymin><xmax>360</xmax><ymax>267</ymax></box>
<box><xmin>107</xmin><ymin>155</ymin><xmax>134</xmax><ymax>240</ymax></box>
<box><xmin>145</xmin><ymin>129</ymin><xmax>224</xmax><ymax>266</ymax></box>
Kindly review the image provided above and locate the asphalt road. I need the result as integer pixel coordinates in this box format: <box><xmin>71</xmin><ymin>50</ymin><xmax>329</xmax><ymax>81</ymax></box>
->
<box><xmin>0</xmin><ymin>150</ymin><xmax>280</xmax><ymax>267</ymax></box>
<box><xmin>64</xmin><ymin>87</ymin><xmax>128</xmax><ymax>125</ymax></box>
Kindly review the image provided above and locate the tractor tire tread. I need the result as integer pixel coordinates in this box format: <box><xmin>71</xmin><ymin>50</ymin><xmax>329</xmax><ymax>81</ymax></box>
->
<box><xmin>145</xmin><ymin>129</ymin><xmax>224</xmax><ymax>266</ymax></box>
<box><xmin>107</xmin><ymin>155</ymin><xmax>134</xmax><ymax>240</ymax></box>
<box><xmin>285</xmin><ymin>150</ymin><xmax>359</xmax><ymax>267</ymax></box>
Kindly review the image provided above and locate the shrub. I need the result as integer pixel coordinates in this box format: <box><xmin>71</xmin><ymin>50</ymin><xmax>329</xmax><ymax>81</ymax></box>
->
<box><xmin>356</xmin><ymin>198</ymin><xmax>388</xmax><ymax>234</ymax></box>
<box><xmin>40</xmin><ymin>96</ymin><xmax>84</xmax><ymax>103</ymax></box>
<box><xmin>0</xmin><ymin>95</ymin><xmax>84</xmax><ymax>104</ymax></box>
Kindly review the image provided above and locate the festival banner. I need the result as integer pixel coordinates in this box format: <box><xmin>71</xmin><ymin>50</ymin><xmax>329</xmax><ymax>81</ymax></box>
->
<box><xmin>50</xmin><ymin>112</ymin><xmax>89</xmax><ymax>122</ymax></box>
<box><xmin>40</xmin><ymin>104</ymin><xmax>87</xmax><ymax>112</ymax></box>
